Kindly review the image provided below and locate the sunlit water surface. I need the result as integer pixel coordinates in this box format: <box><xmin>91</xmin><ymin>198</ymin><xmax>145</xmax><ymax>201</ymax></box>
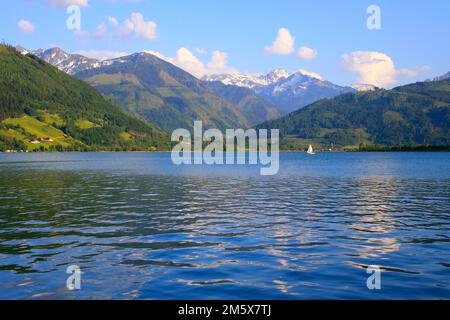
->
<box><xmin>0</xmin><ymin>152</ymin><xmax>449</xmax><ymax>299</ymax></box>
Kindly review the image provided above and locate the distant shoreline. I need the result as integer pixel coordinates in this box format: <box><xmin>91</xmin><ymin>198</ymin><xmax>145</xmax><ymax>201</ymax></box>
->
<box><xmin>2</xmin><ymin>149</ymin><xmax>450</xmax><ymax>154</ymax></box>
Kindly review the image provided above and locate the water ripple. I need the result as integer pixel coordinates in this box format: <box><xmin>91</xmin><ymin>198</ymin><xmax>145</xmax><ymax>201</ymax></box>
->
<box><xmin>0</xmin><ymin>152</ymin><xmax>449</xmax><ymax>299</ymax></box>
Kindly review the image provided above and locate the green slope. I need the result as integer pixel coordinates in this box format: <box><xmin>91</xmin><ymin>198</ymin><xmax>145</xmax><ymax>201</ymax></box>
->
<box><xmin>257</xmin><ymin>79</ymin><xmax>450</xmax><ymax>150</ymax></box>
<box><xmin>0</xmin><ymin>45</ymin><xmax>170</xmax><ymax>152</ymax></box>
<box><xmin>75</xmin><ymin>53</ymin><xmax>251</xmax><ymax>132</ymax></box>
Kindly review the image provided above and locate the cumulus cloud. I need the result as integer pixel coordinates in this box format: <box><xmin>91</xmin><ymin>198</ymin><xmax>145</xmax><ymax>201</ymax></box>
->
<box><xmin>116</xmin><ymin>13</ymin><xmax>158</xmax><ymax>40</ymax></box>
<box><xmin>116</xmin><ymin>19</ymin><xmax>135</xmax><ymax>38</ymax></box>
<box><xmin>342</xmin><ymin>51</ymin><xmax>395</xmax><ymax>87</ymax></box>
<box><xmin>48</xmin><ymin>0</ymin><xmax>89</xmax><ymax>7</ymax></box>
<box><xmin>172</xmin><ymin>47</ymin><xmax>206</xmax><ymax>77</ymax></box>
<box><xmin>264</xmin><ymin>28</ymin><xmax>295</xmax><ymax>55</ymax></box>
<box><xmin>342</xmin><ymin>51</ymin><xmax>431</xmax><ymax>87</ymax></box>
<box><xmin>107</xmin><ymin>16</ymin><xmax>119</xmax><ymax>26</ymax></box>
<box><xmin>144</xmin><ymin>48</ymin><xmax>234</xmax><ymax>78</ymax></box>
<box><xmin>73</xmin><ymin>26</ymin><xmax>105</xmax><ymax>42</ymax></box>
<box><xmin>105</xmin><ymin>0</ymin><xmax>145</xmax><ymax>3</ymax></box>
<box><xmin>76</xmin><ymin>50</ymin><xmax>129</xmax><ymax>61</ymax></box>
<box><xmin>399</xmin><ymin>65</ymin><xmax>432</xmax><ymax>78</ymax></box>
<box><xmin>91</xmin><ymin>23</ymin><xmax>107</xmax><ymax>39</ymax></box>
<box><xmin>195</xmin><ymin>48</ymin><xmax>208</xmax><ymax>55</ymax></box>
<box><xmin>73</xmin><ymin>12</ymin><xmax>157</xmax><ymax>42</ymax></box>
<box><xmin>73</xmin><ymin>30</ymin><xmax>89</xmax><ymax>40</ymax></box>
<box><xmin>297</xmin><ymin>46</ymin><xmax>317</xmax><ymax>60</ymax></box>
<box><xmin>18</xmin><ymin>19</ymin><xmax>35</xmax><ymax>34</ymax></box>
<box><xmin>206</xmin><ymin>51</ymin><xmax>231</xmax><ymax>75</ymax></box>
<box><xmin>131</xmin><ymin>13</ymin><xmax>158</xmax><ymax>40</ymax></box>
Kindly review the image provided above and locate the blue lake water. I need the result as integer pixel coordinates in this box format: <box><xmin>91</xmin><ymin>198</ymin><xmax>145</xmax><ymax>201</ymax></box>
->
<box><xmin>0</xmin><ymin>152</ymin><xmax>449</xmax><ymax>299</ymax></box>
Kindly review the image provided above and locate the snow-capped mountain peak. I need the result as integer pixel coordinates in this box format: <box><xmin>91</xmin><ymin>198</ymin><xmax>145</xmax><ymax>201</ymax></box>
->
<box><xmin>202</xmin><ymin>72</ymin><xmax>266</xmax><ymax>88</ymax></box>
<box><xmin>203</xmin><ymin>68</ymin><xmax>355</xmax><ymax>114</ymax></box>
<box><xmin>16</xmin><ymin>45</ymin><xmax>358</xmax><ymax>116</ymax></box>
<box><xmin>203</xmin><ymin>69</ymin><xmax>325</xmax><ymax>89</ymax></box>
<box><xmin>203</xmin><ymin>69</ymin><xmax>291</xmax><ymax>89</ymax></box>
<box><xmin>292</xmin><ymin>69</ymin><xmax>323</xmax><ymax>81</ymax></box>
<box><xmin>16</xmin><ymin>45</ymin><xmax>101</xmax><ymax>75</ymax></box>
<box><xmin>263</xmin><ymin>69</ymin><xmax>290</xmax><ymax>83</ymax></box>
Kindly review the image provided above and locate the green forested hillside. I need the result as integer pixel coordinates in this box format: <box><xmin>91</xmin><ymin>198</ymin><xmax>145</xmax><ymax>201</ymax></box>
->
<box><xmin>0</xmin><ymin>45</ymin><xmax>170</xmax><ymax>151</ymax></box>
<box><xmin>76</xmin><ymin>53</ymin><xmax>251</xmax><ymax>132</ymax></box>
<box><xmin>257</xmin><ymin>79</ymin><xmax>450</xmax><ymax>150</ymax></box>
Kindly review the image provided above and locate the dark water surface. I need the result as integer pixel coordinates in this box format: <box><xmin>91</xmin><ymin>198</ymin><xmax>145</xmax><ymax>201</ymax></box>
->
<box><xmin>0</xmin><ymin>152</ymin><xmax>449</xmax><ymax>299</ymax></box>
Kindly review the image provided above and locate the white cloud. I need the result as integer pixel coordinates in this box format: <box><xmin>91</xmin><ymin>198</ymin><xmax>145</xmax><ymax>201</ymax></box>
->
<box><xmin>130</xmin><ymin>12</ymin><xmax>158</xmax><ymax>40</ymax></box>
<box><xmin>73</xmin><ymin>29</ymin><xmax>89</xmax><ymax>40</ymax></box>
<box><xmin>195</xmin><ymin>48</ymin><xmax>208</xmax><ymax>55</ymax></box>
<box><xmin>91</xmin><ymin>24</ymin><xmax>107</xmax><ymax>39</ymax></box>
<box><xmin>105</xmin><ymin>0</ymin><xmax>145</xmax><ymax>3</ymax></box>
<box><xmin>399</xmin><ymin>69</ymin><xmax>418</xmax><ymax>78</ymax></box>
<box><xmin>48</xmin><ymin>0</ymin><xmax>89</xmax><ymax>7</ymax></box>
<box><xmin>297</xmin><ymin>46</ymin><xmax>317</xmax><ymax>60</ymax></box>
<box><xmin>264</xmin><ymin>28</ymin><xmax>295</xmax><ymax>55</ymax></box>
<box><xmin>206</xmin><ymin>51</ymin><xmax>233</xmax><ymax>75</ymax></box>
<box><xmin>107</xmin><ymin>16</ymin><xmax>119</xmax><ymax>26</ymax></box>
<box><xmin>116</xmin><ymin>12</ymin><xmax>158</xmax><ymax>40</ymax></box>
<box><xmin>342</xmin><ymin>51</ymin><xmax>431</xmax><ymax>87</ymax></box>
<box><xmin>18</xmin><ymin>19</ymin><xmax>35</xmax><ymax>34</ymax></box>
<box><xmin>399</xmin><ymin>65</ymin><xmax>432</xmax><ymax>78</ymax></box>
<box><xmin>116</xmin><ymin>19</ymin><xmax>135</xmax><ymax>38</ymax></box>
<box><xmin>342</xmin><ymin>51</ymin><xmax>399</xmax><ymax>87</ymax></box>
<box><xmin>76</xmin><ymin>50</ymin><xmax>129</xmax><ymax>61</ymax></box>
<box><xmin>144</xmin><ymin>48</ymin><xmax>234</xmax><ymax>78</ymax></box>
<box><xmin>172</xmin><ymin>47</ymin><xmax>206</xmax><ymax>77</ymax></box>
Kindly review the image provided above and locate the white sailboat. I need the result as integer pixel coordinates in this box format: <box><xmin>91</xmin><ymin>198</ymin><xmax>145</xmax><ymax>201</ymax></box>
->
<box><xmin>307</xmin><ymin>144</ymin><xmax>316</xmax><ymax>155</ymax></box>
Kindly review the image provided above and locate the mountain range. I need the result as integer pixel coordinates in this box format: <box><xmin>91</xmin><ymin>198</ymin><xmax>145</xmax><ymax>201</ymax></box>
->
<box><xmin>4</xmin><ymin>44</ymin><xmax>450</xmax><ymax>151</ymax></box>
<box><xmin>75</xmin><ymin>52</ymin><xmax>255</xmax><ymax>131</ymax></box>
<box><xmin>17</xmin><ymin>46</ymin><xmax>364</xmax><ymax>123</ymax></box>
<box><xmin>257</xmin><ymin>79</ymin><xmax>450</xmax><ymax>149</ymax></box>
<box><xmin>0</xmin><ymin>45</ymin><xmax>170</xmax><ymax>152</ymax></box>
<box><xmin>16</xmin><ymin>46</ymin><xmax>102</xmax><ymax>75</ymax></box>
<box><xmin>204</xmin><ymin>69</ymin><xmax>357</xmax><ymax>115</ymax></box>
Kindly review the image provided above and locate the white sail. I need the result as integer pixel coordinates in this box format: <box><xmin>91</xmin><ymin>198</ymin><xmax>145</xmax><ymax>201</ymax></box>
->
<box><xmin>307</xmin><ymin>144</ymin><xmax>315</xmax><ymax>155</ymax></box>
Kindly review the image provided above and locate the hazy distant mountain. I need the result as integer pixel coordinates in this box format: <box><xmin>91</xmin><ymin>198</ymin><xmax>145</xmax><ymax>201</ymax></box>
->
<box><xmin>256</xmin><ymin>71</ymin><xmax>355</xmax><ymax>115</ymax></box>
<box><xmin>434</xmin><ymin>71</ymin><xmax>450</xmax><ymax>81</ymax></box>
<box><xmin>204</xmin><ymin>69</ymin><xmax>355</xmax><ymax>115</ymax></box>
<box><xmin>75</xmin><ymin>52</ymin><xmax>251</xmax><ymax>131</ymax></box>
<box><xmin>16</xmin><ymin>46</ymin><xmax>101</xmax><ymax>75</ymax></box>
<box><xmin>203</xmin><ymin>69</ymin><xmax>290</xmax><ymax>89</ymax></box>
<box><xmin>207</xmin><ymin>81</ymin><xmax>281</xmax><ymax>125</ymax></box>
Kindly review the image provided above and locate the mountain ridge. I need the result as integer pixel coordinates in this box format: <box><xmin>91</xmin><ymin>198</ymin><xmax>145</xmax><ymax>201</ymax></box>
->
<box><xmin>17</xmin><ymin>46</ymin><xmax>281</xmax><ymax>130</ymax></box>
<box><xmin>75</xmin><ymin>52</ymin><xmax>253</xmax><ymax>132</ymax></box>
<box><xmin>17</xmin><ymin>46</ymin><xmax>103</xmax><ymax>75</ymax></box>
<box><xmin>17</xmin><ymin>45</ymin><xmax>363</xmax><ymax>119</ymax></box>
<box><xmin>204</xmin><ymin>69</ymin><xmax>356</xmax><ymax>115</ymax></box>
<box><xmin>1</xmin><ymin>45</ymin><xmax>170</xmax><ymax>151</ymax></box>
<box><xmin>257</xmin><ymin>79</ymin><xmax>450</xmax><ymax>150</ymax></box>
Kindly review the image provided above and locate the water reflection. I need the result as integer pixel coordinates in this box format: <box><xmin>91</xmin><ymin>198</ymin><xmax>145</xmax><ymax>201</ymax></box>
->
<box><xmin>349</xmin><ymin>177</ymin><xmax>401</xmax><ymax>258</ymax></box>
<box><xmin>0</xmin><ymin>153</ymin><xmax>449</xmax><ymax>299</ymax></box>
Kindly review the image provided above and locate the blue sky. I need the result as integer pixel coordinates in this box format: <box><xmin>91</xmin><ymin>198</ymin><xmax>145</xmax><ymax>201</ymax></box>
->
<box><xmin>3</xmin><ymin>0</ymin><xmax>450</xmax><ymax>87</ymax></box>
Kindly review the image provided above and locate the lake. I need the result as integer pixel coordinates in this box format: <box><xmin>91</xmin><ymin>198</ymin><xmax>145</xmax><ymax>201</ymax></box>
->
<box><xmin>0</xmin><ymin>152</ymin><xmax>449</xmax><ymax>299</ymax></box>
